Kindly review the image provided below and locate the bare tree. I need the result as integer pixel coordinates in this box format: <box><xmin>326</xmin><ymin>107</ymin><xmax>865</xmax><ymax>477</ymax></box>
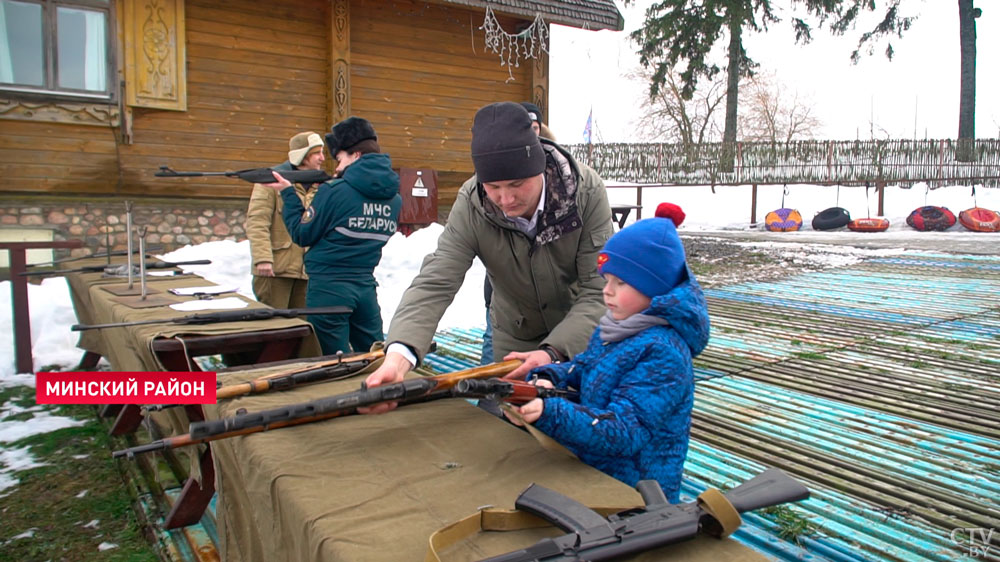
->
<box><xmin>628</xmin><ymin>64</ymin><xmax>727</xmax><ymax>146</ymax></box>
<box><xmin>738</xmin><ymin>71</ymin><xmax>823</xmax><ymax>143</ymax></box>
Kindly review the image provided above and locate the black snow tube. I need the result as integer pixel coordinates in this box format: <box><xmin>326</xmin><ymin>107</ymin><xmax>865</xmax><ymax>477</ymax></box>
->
<box><xmin>812</xmin><ymin>207</ymin><xmax>851</xmax><ymax>230</ymax></box>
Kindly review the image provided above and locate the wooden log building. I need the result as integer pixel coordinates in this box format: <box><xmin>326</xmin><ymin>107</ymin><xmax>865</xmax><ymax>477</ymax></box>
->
<box><xmin>0</xmin><ymin>0</ymin><xmax>622</xmax><ymax>260</ymax></box>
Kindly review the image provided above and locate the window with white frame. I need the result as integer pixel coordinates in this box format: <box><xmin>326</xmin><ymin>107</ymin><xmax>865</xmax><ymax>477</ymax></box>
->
<box><xmin>0</xmin><ymin>0</ymin><xmax>113</xmax><ymax>99</ymax></box>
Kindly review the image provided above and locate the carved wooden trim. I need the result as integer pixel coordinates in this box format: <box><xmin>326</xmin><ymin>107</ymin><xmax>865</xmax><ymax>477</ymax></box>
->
<box><xmin>0</xmin><ymin>98</ymin><xmax>120</xmax><ymax>126</ymax></box>
<box><xmin>531</xmin><ymin>32</ymin><xmax>549</xmax><ymax>123</ymax></box>
<box><xmin>331</xmin><ymin>0</ymin><xmax>351</xmax><ymax>123</ymax></box>
<box><xmin>123</xmin><ymin>0</ymin><xmax>187</xmax><ymax>111</ymax></box>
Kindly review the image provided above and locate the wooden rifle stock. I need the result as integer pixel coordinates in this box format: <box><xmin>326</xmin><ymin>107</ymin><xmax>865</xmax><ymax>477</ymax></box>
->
<box><xmin>112</xmin><ymin>359</ymin><xmax>522</xmax><ymax>458</ymax></box>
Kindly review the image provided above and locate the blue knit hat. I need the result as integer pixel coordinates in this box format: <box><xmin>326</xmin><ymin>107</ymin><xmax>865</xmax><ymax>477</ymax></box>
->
<box><xmin>598</xmin><ymin>203</ymin><xmax>687</xmax><ymax>298</ymax></box>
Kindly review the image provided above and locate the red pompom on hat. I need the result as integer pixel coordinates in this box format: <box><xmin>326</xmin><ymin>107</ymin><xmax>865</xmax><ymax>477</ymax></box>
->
<box><xmin>655</xmin><ymin>202</ymin><xmax>685</xmax><ymax>227</ymax></box>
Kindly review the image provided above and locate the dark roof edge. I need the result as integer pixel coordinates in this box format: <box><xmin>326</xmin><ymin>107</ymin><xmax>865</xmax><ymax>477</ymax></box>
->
<box><xmin>434</xmin><ymin>0</ymin><xmax>625</xmax><ymax>32</ymax></box>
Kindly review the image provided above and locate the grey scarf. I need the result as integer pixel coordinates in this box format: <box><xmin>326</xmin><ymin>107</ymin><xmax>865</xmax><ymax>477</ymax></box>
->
<box><xmin>598</xmin><ymin>311</ymin><xmax>670</xmax><ymax>343</ymax></box>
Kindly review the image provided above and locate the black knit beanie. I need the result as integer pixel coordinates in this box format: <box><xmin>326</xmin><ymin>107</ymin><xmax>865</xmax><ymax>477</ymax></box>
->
<box><xmin>520</xmin><ymin>102</ymin><xmax>543</xmax><ymax>124</ymax></box>
<box><xmin>326</xmin><ymin>116</ymin><xmax>377</xmax><ymax>155</ymax></box>
<box><xmin>470</xmin><ymin>102</ymin><xmax>545</xmax><ymax>183</ymax></box>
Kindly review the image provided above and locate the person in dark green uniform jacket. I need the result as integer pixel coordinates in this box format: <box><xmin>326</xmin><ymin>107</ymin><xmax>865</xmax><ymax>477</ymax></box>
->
<box><xmin>265</xmin><ymin>117</ymin><xmax>402</xmax><ymax>355</ymax></box>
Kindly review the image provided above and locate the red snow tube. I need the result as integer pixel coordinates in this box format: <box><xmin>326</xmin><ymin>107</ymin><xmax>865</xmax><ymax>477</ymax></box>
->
<box><xmin>848</xmin><ymin>217</ymin><xmax>890</xmax><ymax>232</ymax></box>
<box><xmin>958</xmin><ymin>207</ymin><xmax>1000</xmax><ymax>232</ymax></box>
<box><xmin>906</xmin><ymin>206</ymin><xmax>956</xmax><ymax>231</ymax></box>
<box><xmin>765</xmin><ymin>208</ymin><xmax>802</xmax><ymax>232</ymax></box>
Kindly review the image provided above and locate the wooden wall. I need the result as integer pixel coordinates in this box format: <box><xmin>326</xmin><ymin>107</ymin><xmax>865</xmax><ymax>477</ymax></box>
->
<box><xmin>349</xmin><ymin>0</ymin><xmax>533</xmax><ymax>205</ymax></box>
<box><xmin>0</xmin><ymin>0</ymin><xmax>538</xmax><ymax>212</ymax></box>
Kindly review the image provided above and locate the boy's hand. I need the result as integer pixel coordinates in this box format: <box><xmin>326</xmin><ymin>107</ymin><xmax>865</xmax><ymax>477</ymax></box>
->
<box><xmin>504</xmin><ymin>398</ymin><xmax>544</xmax><ymax>425</ymax></box>
<box><xmin>357</xmin><ymin>352</ymin><xmax>413</xmax><ymax>415</ymax></box>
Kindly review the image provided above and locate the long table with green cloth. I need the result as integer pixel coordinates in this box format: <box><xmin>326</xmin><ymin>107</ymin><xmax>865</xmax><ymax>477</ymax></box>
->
<box><xmin>204</xmin><ymin>363</ymin><xmax>770</xmax><ymax>562</ymax></box>
<box><xmin>64</xmin><ymin>260</ymin><xmax>320</xmax><ymax>371</ymax></box>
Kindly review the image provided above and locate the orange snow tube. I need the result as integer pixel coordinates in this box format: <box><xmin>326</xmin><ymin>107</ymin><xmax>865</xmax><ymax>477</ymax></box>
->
<box><xmin>958</xmin><ymin>207</ymin><xmax>1000</xmax><ymax>232</ymax></box>
<box><xmin>848</xmin><ymin>217</ymin><xmax>890</xmax><ymax>232</ymax></box>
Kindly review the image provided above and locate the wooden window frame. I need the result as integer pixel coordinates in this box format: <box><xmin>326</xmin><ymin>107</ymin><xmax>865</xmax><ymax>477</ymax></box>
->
<box><xmin>0</xmin><ymin>0</ymin><xmax>117</xmax><ymax>103</ymax></box>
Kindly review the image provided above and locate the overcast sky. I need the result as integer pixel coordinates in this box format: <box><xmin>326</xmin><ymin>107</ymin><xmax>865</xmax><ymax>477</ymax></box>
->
<box><xmin>548</xmin><ymin>0</ymin><xmax>1000</xmax><ymax>143</ymax></box>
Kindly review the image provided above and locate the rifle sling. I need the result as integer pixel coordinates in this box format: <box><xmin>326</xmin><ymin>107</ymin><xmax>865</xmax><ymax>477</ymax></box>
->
<box><xmin>424</xmin><ymin>505</ymin><xmax>632</xmax><ymax>562</ymax></box>
<box><xmin>696</xmin><ymin>488</ymin><xmax>742</xmax><ymax>538</ymax></box>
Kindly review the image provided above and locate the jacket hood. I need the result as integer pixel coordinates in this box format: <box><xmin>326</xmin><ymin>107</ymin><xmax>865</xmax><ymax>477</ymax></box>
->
<box><xmin>645</xmin><ymin>268</ymin><xmax>710</xmax><ymax>357</ymax></box>
<box><xmin>341</xmin><ymin>153</ymin><xmax>400</xmax><ymax>200</ymax></box>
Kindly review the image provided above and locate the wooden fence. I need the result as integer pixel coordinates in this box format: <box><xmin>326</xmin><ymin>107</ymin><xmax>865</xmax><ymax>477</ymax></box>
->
<box><xmin>564</xmin><ymin>139</ymin><xmax>1000</xmax><ymax>187</ymax></box>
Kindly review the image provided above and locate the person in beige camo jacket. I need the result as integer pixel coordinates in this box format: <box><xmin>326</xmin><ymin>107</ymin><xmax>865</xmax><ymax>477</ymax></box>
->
<box><xmin>245</xmin><ymin>132</ymin><xmax>324</xmax><ymax>309</ymax></box>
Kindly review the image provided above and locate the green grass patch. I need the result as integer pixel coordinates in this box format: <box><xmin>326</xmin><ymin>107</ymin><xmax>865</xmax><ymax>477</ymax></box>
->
<box><xmin>1</xmin><ymin>389</ymin><xmax>157</xmax><ymax>561</ymax></box>
<box><xmin>760</xmin><ymin>505</ymin><xmax>819</xmax><ymax>542</ymax></box>
<box><xmin>792</xmin><ymin>351</ymin><xmax>828</xmax><ymax>361</ymax></box>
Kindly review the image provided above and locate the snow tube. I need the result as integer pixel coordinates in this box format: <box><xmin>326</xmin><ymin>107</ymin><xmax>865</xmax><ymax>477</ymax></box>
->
<box><xmin>764</xmin><ymin>208</ymin><xmax>802</xmax><ymax>232</ymax></box>
<box><xmin>958</xmin><ymin>207</ymin><xmax>1000</xmax><ymax>232</ymax></box>
<box><xmin>848</xmin><ymin>217</ymin><xmax>890</xmax><ymax>232</ymax></box>
<box><xmin>811</xmin><ymin>207</ymin><xmax>851</xmax><ymax>231</ymax></box>
<box><xmin>906</xmin><ymin>206</ymin><xmax>956</xmax><ymax>231</ymax></box>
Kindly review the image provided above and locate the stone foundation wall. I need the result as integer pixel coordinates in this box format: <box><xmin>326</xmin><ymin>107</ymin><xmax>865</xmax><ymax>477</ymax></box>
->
<box><xmin>0</xmin><ymin>197</ymin><xmax>249</xmax><ymax>259</ymax></box>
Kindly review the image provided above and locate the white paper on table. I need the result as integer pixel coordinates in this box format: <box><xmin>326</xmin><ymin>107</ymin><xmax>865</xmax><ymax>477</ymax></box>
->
<box><xmin>169</xmin><ymin>297</ymin><xmax>249</xmax><ymax>312</ymax></box>
<box><xmin>168</xmin><ymin>285</ymin><xmax>238</xmax><ymax>296</ymax></box>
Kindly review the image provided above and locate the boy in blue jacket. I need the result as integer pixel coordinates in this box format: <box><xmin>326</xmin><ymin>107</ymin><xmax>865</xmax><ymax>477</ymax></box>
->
<box><xmin>506</xmin><ymin>202</ymin><xmax>710</xmax><ymax>502</ymax></box>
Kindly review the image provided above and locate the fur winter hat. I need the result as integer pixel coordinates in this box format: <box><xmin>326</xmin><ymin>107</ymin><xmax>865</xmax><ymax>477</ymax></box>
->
<box><xmin>520</xmin><ymin>102</ymin><xmax>543</xmax><ymax>125</ymax></box>
<box><xmin>288</xmin><ymin>132</ymin><xmax>324</xmax><ymax>166</ymax></box>
<box><xmin>598</xmin><ymin>203</ymin><xmax>687</xmax><ymax>298</ymax></box>
<box><xmin>470</xmin><ymin>102</ymin><xmax>545</xmax><ymax>183</ymax></box>
<box><xmin>326</xmin><ymin>116</ymin><xmax>377</xmax><ymax>155</ymax></box>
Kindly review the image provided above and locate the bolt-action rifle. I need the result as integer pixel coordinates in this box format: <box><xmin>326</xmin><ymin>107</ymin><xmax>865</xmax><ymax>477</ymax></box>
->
<box><xmin>20</xmin><ymin>259</ymin><xmax>212</xmax><ymax>277</ymax></box>
<box><xmin>147</xmin><ymin>348</ymin><xmax>392</xmax><ymax>412</ymax></box>
<box><xmin>111</xmin><ymin>361</ymin><xmax>562</xmax><ymax>458</ymax></box>
<box><xmin>479</xmin><ymin>467</ymin><xmax>810</xmax><ymax>562</ymax></box>
<box><xmin>71</xmin><ymin>305</ymin><xmax>351</xmax><ymax>331</ymax></box>
<box><xmin>156</xmin><ymin>165</ymin><xmax>332</xmax><ymax>185</ymax></box>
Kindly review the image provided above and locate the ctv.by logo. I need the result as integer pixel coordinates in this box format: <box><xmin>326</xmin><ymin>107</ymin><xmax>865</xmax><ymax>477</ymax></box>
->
<box><xmin>950</xmin><ymin>527</ymin><xmax>996</xmax><ymax>558</ymax></box>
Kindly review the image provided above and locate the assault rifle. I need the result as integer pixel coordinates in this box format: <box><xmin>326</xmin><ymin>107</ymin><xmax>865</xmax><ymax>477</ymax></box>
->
<box><xmin>480</xmin><ymin>467</ymin><xmax>809</xmax><ymax>562</ymax></box>
<box><xmin>112</xmin><ymin>360</ymin><xmax>544</xmax><ymax>458</ymax></box>
<box><xmin>71</xmin><ymin>305</ymin><xmax>351</xmax><ymax>331</ymax></box>
<box><xmin>156</xmin><ymin>165</ymin><xmax>332</xmax><ymax>185</ymax></box>
<box><xmin>20</xmin><ymin>259</ymin><xmax>212</xmax><ymax>277</ymax></box>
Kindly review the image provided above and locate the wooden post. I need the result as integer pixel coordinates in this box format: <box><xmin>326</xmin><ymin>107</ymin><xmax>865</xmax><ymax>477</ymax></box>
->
<box><xmin>1</xmin><ymin>240</ymin><xmax>83</xmax><ymax>373</ymax></box>
<box><xmin>331</xmin><ymin>0</ymin><xmax>351</xmax><ymax>123</ymax></box>
<box><xmin>876</xmin><ymin>180</ymin><xmax>885</xmax><ymax>216</ymax></box>
<box><xmin>750</xmin><ymin>183</ymin><xmax>758</xmax><ymax>224</ymax></box>
<box><xmin>635</xmin><ymin>186</ymin><xmax>643</xmax><ymax>220</ymax></box>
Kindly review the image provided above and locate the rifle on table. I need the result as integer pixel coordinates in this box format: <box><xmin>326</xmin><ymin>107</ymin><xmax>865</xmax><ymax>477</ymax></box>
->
<box><xmin>26</xmin><ymin>247</ymin><xmax>165</xmax><ymax>268</ymax></box>
<box><xmin>71</xmin><ymin>305</ymin><xmax>351</xmax><ymax>331</ymax></box>
<box><xmin>478</xmin><ymin>467</ymin><xmax>809</xmax><ymax>562</ymax></box>
<box><xmin>147</xmin><ymin>348</ymin><xmax>391</xmax><ymax>412</ymax></box>
<box><xmin>112</xmin><ymin>360</ymin><xmax>542</xmax><ymax>458</ymax></box>
<box><xmin>20</xmin><ymin>259</ymin><xmax>212</xmax><ymax>277</ymax></box>
<box><xmin>156</xmin><ymin>166</ymin><xmax>332</xmax><ymax>185</ymax></box>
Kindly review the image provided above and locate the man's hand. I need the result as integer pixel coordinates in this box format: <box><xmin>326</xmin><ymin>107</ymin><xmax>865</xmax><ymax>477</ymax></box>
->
<box><xmin>501</xmin><ymin>349</ymin><xmax>552</xmax><ymax>380</ymax></box>
<box><xmin>255</xmin><ymin>262</ymin><xmax>274</xmax><ymax>277</ymax></box>
<box><xmin>261</xmin><ymin>171</ymin><xmax>292</xmax><ymax>191</ymax></box>
<box><xmin>358</xmin><ymin>352</ymin><xmax>413</xmax><ymax>415</ymax></box>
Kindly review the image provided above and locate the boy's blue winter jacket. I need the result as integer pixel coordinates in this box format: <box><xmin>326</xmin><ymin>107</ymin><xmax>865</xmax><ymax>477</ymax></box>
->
<box><xmin>531</xmin><ymin>272</ymin><xmax>710</xmax><ymax>502</ymax></box>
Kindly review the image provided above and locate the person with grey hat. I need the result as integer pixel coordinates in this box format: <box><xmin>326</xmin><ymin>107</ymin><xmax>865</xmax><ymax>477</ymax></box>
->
<box><xmin>361</xmin><ymin>101</ymin><xmax>613</xmax><ymax>410</ymax></box>
<box><xmin>245</xmin><ymin>131</ymin><xmax>325</xmax><ymax>319</ymax></box>
<box><xmin>265</xmin><ymin>117</ymin><xmax>401</xmax><ymax>356</ymax></box>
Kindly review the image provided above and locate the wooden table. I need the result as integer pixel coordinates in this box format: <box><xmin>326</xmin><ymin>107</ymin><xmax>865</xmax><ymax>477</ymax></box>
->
<box><xmin>611</xmin><ymin>204</ymin><xmax>644</xmax><ymax>230</ymax></box>
<box><xmin>1</xmin><ymin>240</ymin><xmax>84</xmax><ymax>373</ymax></box>
<box><xmin>65</xmin><ymin>263</ymin><xmax>319</xmax><ymax>529</ymax></box>
<box><xmin>202</xmin><ymin>365</ymin><xmax>770</xmax><ymax>562</ymax></box>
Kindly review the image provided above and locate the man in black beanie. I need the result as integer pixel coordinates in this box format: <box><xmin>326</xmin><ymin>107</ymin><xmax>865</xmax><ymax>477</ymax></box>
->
<box><xmin>363</xmin><ymin>102</ymin><xmax>613</xmax><ymax>404</ymax></box>
<box><xmin>266</xmin><ymin>116</ymin><xmax>401</xmax><ymax>356</ymax></box>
